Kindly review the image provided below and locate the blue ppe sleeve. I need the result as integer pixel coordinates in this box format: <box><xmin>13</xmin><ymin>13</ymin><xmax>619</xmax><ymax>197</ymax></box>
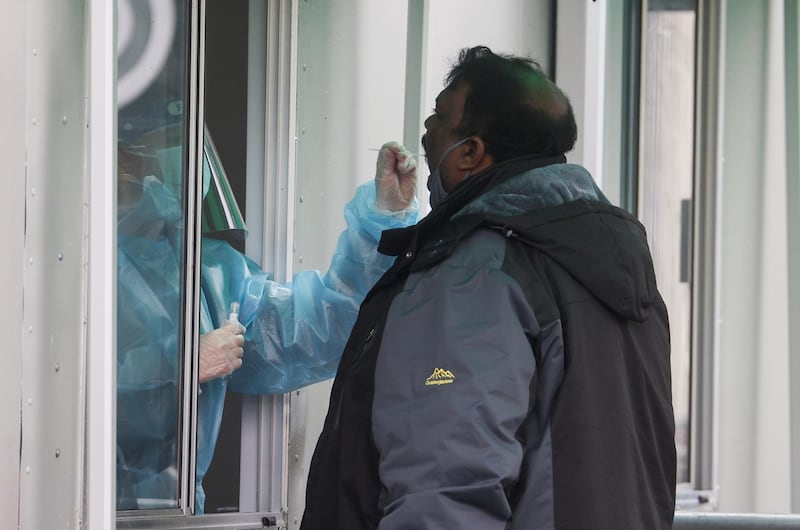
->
<box><xmin>116</xmin><ymin>177</ymin><xmax>416</xmax><ymax>512</ymax></box>
<box><xmin>202</xmin><ymin>181</ymin><xmax>418</xmax><ymax>394</ymax></box>
<box><xmin>372</xmin><ymin>230</ymin><xmax>544</xmax><ymax>529</ymax></box>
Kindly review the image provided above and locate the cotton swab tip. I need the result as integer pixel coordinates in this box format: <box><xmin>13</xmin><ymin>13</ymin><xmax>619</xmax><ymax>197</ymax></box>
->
<box><xmin>368</xmin><ymin>147</ymin><xmax>423</xmax><ymax>156</ymax></box>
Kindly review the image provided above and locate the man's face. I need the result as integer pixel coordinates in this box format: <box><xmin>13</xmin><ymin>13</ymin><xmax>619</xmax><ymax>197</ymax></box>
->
<box><xmin>421</xmin><ymin>82</ymin><xmax>469</xmax><ymax>188</ymax></box>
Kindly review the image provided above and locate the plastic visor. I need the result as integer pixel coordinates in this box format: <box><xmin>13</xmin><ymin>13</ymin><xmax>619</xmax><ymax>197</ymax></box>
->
<box><xmin>202</xmin><ymin>126</ymin><xmax>248</xmax><ymax>240</ymax></box>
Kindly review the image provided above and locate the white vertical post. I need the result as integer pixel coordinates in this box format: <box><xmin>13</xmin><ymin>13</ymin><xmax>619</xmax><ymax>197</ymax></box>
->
<box><xmin>86</xmin><ymin>0</ymin><xmax>117</xmax><ymax>527</ymax></box>
<box><xmin>239</xmin><ymin>0</ymin><xmax>269</xmax><ymax>514</ymax></box>
<box><xmin>555</xmin><ymin>0</ymin><xmax>607</xmax><ymax>186</ymax></box>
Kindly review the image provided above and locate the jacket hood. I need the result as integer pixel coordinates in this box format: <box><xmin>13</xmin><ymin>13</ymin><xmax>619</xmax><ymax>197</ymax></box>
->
<box><xmin>456</xmin><ymin>164</ymin><xmax>659</xmax><ymax>321</ymax></box>
<box><xmin>379</xmin><ymin>158</ymin><xmax>660</xmax><ymax>322</ymax></box>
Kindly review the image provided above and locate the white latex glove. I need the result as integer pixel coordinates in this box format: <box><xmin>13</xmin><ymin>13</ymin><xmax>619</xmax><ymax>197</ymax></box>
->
<box><xmin>375</xmin><ymin>141</ymin><xmax>418</xmax><ymax>212</ymax></box>
<box><xmin>198</xmin><ymin>321</ymin><xmax>245</xmax><ymax>383</ymax></box>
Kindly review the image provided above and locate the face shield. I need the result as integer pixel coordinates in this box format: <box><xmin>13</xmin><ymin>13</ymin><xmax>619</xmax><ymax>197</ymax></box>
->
<box><xmin>201</xmin><ymin>126</ymin><xmax>247</xmax><ymax>240</ymax></box>
<box><xmin>118</xmin><ymin>122</ymin><xmax>247</xmax><ymax>240</ymax></box>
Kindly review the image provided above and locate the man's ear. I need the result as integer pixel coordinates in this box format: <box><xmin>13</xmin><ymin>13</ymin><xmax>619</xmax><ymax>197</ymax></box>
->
<box><xmin>457</xmin><ymin>136</ymin><xmax>493</xmax><ymax>173</ymax></box>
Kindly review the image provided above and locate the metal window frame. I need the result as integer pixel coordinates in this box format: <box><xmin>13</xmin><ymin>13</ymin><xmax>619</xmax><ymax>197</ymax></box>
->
<box><xmin>184</xmin><ymin>0</ymin><xmax>206</xmax><ymax>516</ymax></box>
<box><xmin>117</xmin><ymin>512</ymin><xmax>283</xmax><ymax>529</ymax></box>
<box><xmin>239</xmin><ymin>0</ymin><xmax>298</xmax><ymax>518</ymax></box>
<box><xmin>621</xmin><ymin>0</ymin><xmax>643</xmax><ymax>215</ymax></box>
<box><xmin>785</xmin><ymin>0</ymin><xmax>800</xmax><ymax>514</ymax></box>
<box><xmin>690</xmin><ymin>0</ymin><xmax>723</xmax><ymax>497</ymax></box>
<box><xmin>673</xmin><ymin>512</ymin><xmax>800</xmax><ymax>529</ymax></box>
<box><xmin>114</xmin><ymin>0</ymin><xmax>205</xmax><ymax>521</ymax></box>
<box><xmin>115</xmin><ymin>0</ymin><xmax>295</xmax><ymax>527</ymax></box>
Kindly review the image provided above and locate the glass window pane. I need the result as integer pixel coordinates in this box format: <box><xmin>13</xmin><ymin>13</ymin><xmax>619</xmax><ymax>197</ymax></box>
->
<box><xmin>640</xmin><ymin>0</ymin><xmax>697</xmax><ymax>485</ymax></box>
<box><xmin>603</xmin><ymin>0</ymin><xmax>641</xmax><ymax>211</ymax></box>
<box><xmin>603</xmin><ymin>0</ymin><xmax>625</xmax><ymax>207</ymax></box>
<box><xmin>116</xmin><ymin>0</ymin><xmax>190</xmax><ymax>510</ymax></box>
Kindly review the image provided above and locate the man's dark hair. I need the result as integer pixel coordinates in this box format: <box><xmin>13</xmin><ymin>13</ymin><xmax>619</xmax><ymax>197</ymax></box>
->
<box><xmin>446</xmin><ymin>46</ymin><xmax>577</xmax><ymax>160</ymax></box>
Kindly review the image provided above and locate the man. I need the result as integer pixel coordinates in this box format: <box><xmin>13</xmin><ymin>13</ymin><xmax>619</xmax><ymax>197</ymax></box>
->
<box><xmin>116</xmin><ymin>139</ymin><xmax>419</xmax><ymax>512</ymax></box>
<box><xmin>301</xmin><ymin>46</ymin><xmax>676</xmax><ymax>529</ymax></box>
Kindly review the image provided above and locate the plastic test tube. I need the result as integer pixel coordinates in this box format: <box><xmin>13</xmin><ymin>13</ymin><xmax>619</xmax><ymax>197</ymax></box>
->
<box><xmin>228</xmin><ymin>302</ymin><xmax>240</xmax><ymax>326</ymax></box>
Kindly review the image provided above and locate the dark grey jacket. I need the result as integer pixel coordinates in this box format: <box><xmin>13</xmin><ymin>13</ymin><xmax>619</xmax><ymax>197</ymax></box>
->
<box><xmin>302</xmin><ymin>155</ymin><xmax>676</xmax><ymax>529</ymax></box>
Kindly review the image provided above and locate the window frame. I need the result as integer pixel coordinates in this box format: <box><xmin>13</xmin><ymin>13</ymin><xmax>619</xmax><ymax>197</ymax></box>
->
<box><xmin>114</xmin><ymin>0</ymin><xmax>203</xmax><ymax>517</ymax></box>
<box><xmin>114</xmin><ymin>0</ymin><xmax>294</xmax><ymax>526</ymax></box>
<box><xmin>689</xmin><ymin>0</ymin><xmax>722</xmax><ymax>497</ymax></box>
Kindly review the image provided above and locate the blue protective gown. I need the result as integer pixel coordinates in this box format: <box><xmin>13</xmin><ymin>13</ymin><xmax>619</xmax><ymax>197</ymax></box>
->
<box><xmin>116</xmin><ymin>175</ymin><xmax>417</xmax><ymax>512</ymax></box>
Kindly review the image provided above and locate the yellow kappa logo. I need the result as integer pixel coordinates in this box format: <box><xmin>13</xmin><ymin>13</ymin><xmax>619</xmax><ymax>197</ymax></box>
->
<box><xmin>425</xmin><ymin>368</ymin><xmax>455</xmax><ymax>386</ymax></box>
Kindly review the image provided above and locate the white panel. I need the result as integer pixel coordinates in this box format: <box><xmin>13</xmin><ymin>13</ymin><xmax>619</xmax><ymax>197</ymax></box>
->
<box><xmin>717</xmin><ymin>0</ymin><xmax>763</xmax><ymax>512</ymax></box>
<box><xmin>717</xmin><ymin>0</ymin><xmax>793</xmax><ymax>513</ymax></box>
<box><xmin>580</xmin><ymin>0</ymin><xmax>606</xmax><ymax>186</ymax></box>
<box><xmin>751</xmin><ymin>0</ymin><xmax>791</xmax><ymax>512</ymax></box>
<box><xmin>289</xmin><ymin>1</ymin><xmax>409</xmax><ymax>527</ymax></box>
<box><xmin>287</xmin><ymin>380</ymin><xmax>332</xmax><ymax>529</ymax></box>
<box><xmin>0</xmin><ymin>1</ymin><xmax>27</xmax><ymax>527</ymax></box>
<box><xmin>403</xmin><ymin>0</ymin><xmax>428</xmax><ymax>162</ymax></box>
<box><xmin>85</xmin><ymin>0</ymin><xmax>117</xmax><ymax>527</ymax></box>
<box><xmin>20</xmin><ymin>0</ymin><xmax>88</xmax><ymax>527</ymax></box>
<box><xmin>293</xmin><ymin>0</ymin><xmax>409</xmax><ymax>265</ymax></box>
<box><xmin>555</xmin><ymin>0</ymin><xmax>606</xmax><ymax>179</ymax></box>
<box><xmin>423</xmin><ymin>0</ymin><xmax>551</xmax><ymax>83</ymax></box>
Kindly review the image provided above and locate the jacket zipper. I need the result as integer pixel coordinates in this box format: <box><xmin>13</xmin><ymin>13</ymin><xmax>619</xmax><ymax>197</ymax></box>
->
<box><xmin>332</xmin><ymin>326</ymin><xmax>376</xmax><ymax>429</ymax></box>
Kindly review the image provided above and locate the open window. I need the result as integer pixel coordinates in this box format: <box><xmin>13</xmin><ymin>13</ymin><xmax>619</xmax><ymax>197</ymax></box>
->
<box><xmin>115</xmin><ymin>0</ymin><xmax>292</xmax><ymax>527</ymax></box>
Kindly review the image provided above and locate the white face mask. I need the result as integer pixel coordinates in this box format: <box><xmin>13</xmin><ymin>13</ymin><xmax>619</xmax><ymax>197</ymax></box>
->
<box><xmin>427</xmin><ymin>137</ymin><xmax>470</xmax><ymax>208</ymax></box>
<box><xmin>118</xmin><ymin>176</ymin><xmax>183</xmax><ymax>239</ymax></box>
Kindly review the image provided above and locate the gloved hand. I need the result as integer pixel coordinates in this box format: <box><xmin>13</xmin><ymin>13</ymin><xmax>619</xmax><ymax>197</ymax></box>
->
<box><xmin>198</xmin><ymin>321</ymin><xmax>245</xmax><ymax>383</ymax></box>
<box><xmin>375</xmin><ymin>141</ymin><xmax>418</xmax><ymax>212</ymax></box>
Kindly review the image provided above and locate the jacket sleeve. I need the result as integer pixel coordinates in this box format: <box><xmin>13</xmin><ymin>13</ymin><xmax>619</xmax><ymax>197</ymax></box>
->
<box><xmin>218</xmin><ymin>181</ymin><xmax>418</xmax><ymax>394</ymax></box>
<box><xmin>372</xmin><ymin>231</ymin><xmax>541</xmax><ymax>530</ymax></box>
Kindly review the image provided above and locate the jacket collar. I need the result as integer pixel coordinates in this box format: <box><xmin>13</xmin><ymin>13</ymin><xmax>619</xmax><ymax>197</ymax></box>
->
<box><xmin>378</xmin><ymin>154</ymin><xmax>566</xmax><ymax>269</ymax></box>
